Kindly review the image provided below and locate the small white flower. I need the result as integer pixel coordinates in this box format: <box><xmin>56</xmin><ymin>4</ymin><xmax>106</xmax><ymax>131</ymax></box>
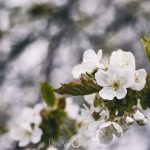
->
<box><xmin>110</xmin><ymin>49</ymin><xmax>135</xmax><ymax>72</ymax></box>
<box><xmin>95</xmin><ymin>69</ymin><xmax>133</xmax><ymax>100</ymax></box>
<box><xmin>65</xmin><ymin>97</ymin><xmax>80</xmax><ymax>120</ymax></box>
<box><xmin>72</xmin><ymin>49</ymin><xmax>102</xmax><ymax>79</ymax></box>
<box><xmin>124</xmin><ymin>116</ymin><xmax>134</xmax><ymax>125</ymax></box>
<box><xmin>20</xmin><ymin>107</ymin><xmax>42</xmax><ymax>126</ymax></box>
<box><xmin>97</xmin><ymin>121</ymin><xmax>122</xmax><ymax>144</ymax></box>
<box><xmin>84</xmin><ymin>93</ymin><xmax>96</xmax><ymax>104</ymax></box>
<box><xmin>131</xmin><ymin>69</ymin><xmax>147</xmax><ymax>91</ymax></box>
<box><xmin>10</xmin><ymin>124</ymin><xmax>43</xmax><ymax>147</ymax></box>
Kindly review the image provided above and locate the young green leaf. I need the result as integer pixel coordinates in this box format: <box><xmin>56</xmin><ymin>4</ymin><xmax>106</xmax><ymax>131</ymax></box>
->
<box><xmin>54</xmin><ymin>80</ymin><xmax>101</xmax><ymax>96</ymax></box>
<box><xmin>141</xmin><ymin>36</ymin><xmax>150</xmax><ymax>63</ymax></box>
<box><xmin>40</xmin><ymin>82</ymin><xmax>56</xmax><ymax>106</ymax></box>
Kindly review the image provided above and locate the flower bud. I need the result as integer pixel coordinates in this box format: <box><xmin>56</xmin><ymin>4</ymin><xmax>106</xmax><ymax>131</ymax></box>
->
<box><xmin>124</xmin><ymin>116</ymin><xmax>134</xmax><ymax>125</ymax></box>
<box><xmin>133</xmin><ymin>108</ymin><xmax>148</xmax><ymax>125</ymax></box>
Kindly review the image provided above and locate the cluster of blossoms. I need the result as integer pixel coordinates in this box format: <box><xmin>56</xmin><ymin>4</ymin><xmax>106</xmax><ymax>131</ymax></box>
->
<box><xmin>66</xmin><ymin>49</ymin><xmax>148</xmax><ymax>148</ymax></box>
<box><xmin>8</xmin><ymin>49</ymin><xmax>149</xmax><ymax>150</ymax></box>
<box><xmin>9</xmin><ymin>103</ymin><xmax>45</xmax><ymax>147</ymax></box>
<box><xmin>72</xmin><ymin>49</ymin><xmax>147</xmax><ymax>100</ymax></box>
<box><xmin>9</xmin><ymin>98</ymin><xmax>79</xmax><ymax>150</ymax></box>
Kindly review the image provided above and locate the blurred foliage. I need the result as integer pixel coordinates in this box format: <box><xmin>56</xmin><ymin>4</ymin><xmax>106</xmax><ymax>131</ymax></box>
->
<box><xmin>40</xmin><ymin>82</ymin><xmax>56</xmax><ymax>106</ymax></box>
<box><xmin>141</xmin><ymin>36</ymin><xmax>150</xmax><ymax>64</ymax></box>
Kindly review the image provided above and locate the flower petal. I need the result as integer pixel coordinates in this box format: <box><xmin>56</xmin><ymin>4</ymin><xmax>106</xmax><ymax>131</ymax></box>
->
<box><xmin>31</xmin><ymin>128</ymin><xmax>43</xmax><ymax>144</ymax></box>
<box><xmin>99</xmin><ymin>87</ymin><xmax>115</xmax><ymax>100</ymax></box>
<box><xmin>95</xmin><ymin>70</ymin><xmax>112</xmax><ymax>87</ymax></box>
<box><xmin>111</xmin><ymin>122</ymin><xmax>122</xmax><ymax>137</ymax></box>
<box><xmin>97</xmin><ymin>127</ymin><xmax>113</xmax><ymax>144</ymax></box>
<box><xmin>116</xmin><ymin>87</ymin><xmax>127</xmax><ymax>99</ymax></box>
<box><xmin>72</xmin><ymin>64</ymin><xmax>87</xmax><ymax>79</ymax></box>
<box><xmin>83</xmin><ymin>49</ymin><xmax>101</xmax><ymax>63</ymax></box>
<box><xmin>110</xmin><ymin>49</ymin><xmax>135</xmax><ymax>72</ymax></box>
<box><xmin>19</xmin><ymin>136</ymin><xmax>30</xmax><ymax>147</ymax></box>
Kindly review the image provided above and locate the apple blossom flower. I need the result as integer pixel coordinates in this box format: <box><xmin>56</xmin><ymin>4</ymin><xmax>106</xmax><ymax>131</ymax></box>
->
<box><xmin>97</xmin><ymin>121</ymin><xmax>122</xmax><ymax>144</ymax></box>
<box><xmin>95</xmin><ymin>69</ymin><xmax>134</xmax><ymax>100</ymax></box>
<box><xmin>10</xmin><ymin>124</ymin><xmax>43</xmax><ymax>147</ymax></box>
<box><xmin>131</xmin><ymin>69</ymin><xmax>147</xmax><ymax>91</ymax></box>
<box><xmin>72</xmin><ymin>49</ymin><xmax>102</xmax><ymax>79</ymax></box>
<box><xmin>110</xmin><ymin>49</ymin><xmax>135</xmax><ymax>73</ymax></box>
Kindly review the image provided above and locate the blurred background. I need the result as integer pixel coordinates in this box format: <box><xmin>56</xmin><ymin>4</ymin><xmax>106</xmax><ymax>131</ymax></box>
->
<box><xmin>0</xmin><ymin>0</ymin><xmax>150</xmax><ymax>149</ymax></box>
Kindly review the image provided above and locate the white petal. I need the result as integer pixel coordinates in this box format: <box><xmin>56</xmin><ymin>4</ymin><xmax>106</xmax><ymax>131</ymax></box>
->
<box><xmin>118</xmin><ymin>70</ymin><xmax>134</xmax><ymax>88</ymax></box>
<box><xmin>131</xmin><ymin>69</ymin><xmax>147</xmax><ymax>91</ymax></box>
<box><xmin>84</xmin><ymin>93</ymin><xmax>96</xmax><ymax>104</ymax></box>
<box><xmin>32</xmin><ymin>115</ymin><xmax>42</xmax><ymax>126</ymax></box>
<box><xmin>9</xmin><ymin>127</ymin><xmax>23</xmax><ymax>141</ymax></box>
<box><xmin>95</xmin><ymin>70</ymin><xmax>112</xmax><ymax>87</ymax></box>
<box><xmin>133</xmin><ymin>109</ymin><xmax>145</xmax><ymax>121</ymax></box>
<box><xmin>19</xmin><ymin>136</ymin><xmax>30</xmax><ymax>147</ymax></box>
<box><xmin>116</xmin><ymin>87</ymin><xmax>127</xmax><ymax>99</ymax></box>
<box><xmin>72</xmin><ymin>64</ymin><xmax>87</xmax><ymax>79</ymax></box>
<box><xmin>137</xmin><ymin>69</ymin><xmax>147</xmax><ymax>79</ymax></box>
<box><xmin>111</xmin><ymin>122</ymin><xmax>122</xmax><ymax>137</ymax></box>
<box><xmin>131</xmin><ymin>80</ymin><xmax>146</xmax><ymax>91</ymax></box>
<box><xmin>99</xmin><ymin>122</ymin><xmax>112</xmax><ymax>129</ymax></box>
<box><xmin>97</xmin><ymin>127</ymin><xmax>113</xmax><ymax>144</ymax></box>
<box><xmin>99</xmin><ymin>87</ymin><xmax>115</xmax><ymax>100</ymax></box>
<box><xmin>31</xmin><ymin>128</ymin><xmax>43</xmax><ymax>144</ymax></box>
<box><xmin>125</xmin><ymin>116</ymin><xmax>134</xmax><ymax>125</ymax></box>
<box><xmin>110</xmin><ymin>49</ymin><xmax>135</xmax><ymax>72</ymax></box>
<box><xmin>72</xmin><ymin>62</ymin><xmax>96</xmax><ymax>79</ymax></box>
<box><xmin>83</xmin><ymin>49</ymin><xmax>101</xmax><ymax>63</ymax></box>
<box><xmin>34</xmin><ymin>103</ymin><xmax>46</xmax><ymax>114</ymax></box>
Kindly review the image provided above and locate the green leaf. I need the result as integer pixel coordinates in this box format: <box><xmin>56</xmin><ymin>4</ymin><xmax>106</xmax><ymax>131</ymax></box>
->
<box><xmin>141</xmin><ymin>35</ymin><xmax>150</xmax><ymax>63</ymax></box>
<box><xmin>40</xmin><ymin>82</ymin><xmax>56</xmax><ymax>106</ymax></box>
<box><xmin>54</xmin><ymin>80</ymin><xmax>101</xmax><ymax>96</ymax></box>
<box><xmin>58</xmin><ymin>97</ymin><xmax>66</xmax><ymax>109</ymax></box>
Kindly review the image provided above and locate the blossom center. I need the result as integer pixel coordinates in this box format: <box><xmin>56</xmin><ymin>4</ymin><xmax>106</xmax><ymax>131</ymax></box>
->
<box><xmin>112</xmin><ymin>82</ymin><xmax>120</xmax><ymax>91</ymax></box>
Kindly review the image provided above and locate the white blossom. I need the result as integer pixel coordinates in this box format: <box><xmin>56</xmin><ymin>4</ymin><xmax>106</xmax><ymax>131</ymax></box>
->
<box><xmin>97</xmin><ymin>121</ymin><xmax>122</xmax><ymax>144</ymax></box>
<box><xmin>110</xmin><ymin>49</ymin><xmax>135</xmax><ymax>72</ymax></box>
<box><xmin>131</xmin><ymin>69</ymin><xmax>147</xmax><ymax>91</ymax></box>
<box><xmin>10</xmin><ymin>124</ymin><xmax>42</xmax><ymax>147</ymax></box>
<box><xmin>19</xmin><ymin>104</ymin><xmax>44</xmax><ymax>126</ymax></box>
<box><xmin>95</xmin><ymin>69</ymin><xmax>133</xmax><ymax>100</ymax></box>
<box><xmin>72</xmin><ymin>49</ymin><xmax>102</xmax><ymax>79</ymax></box>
